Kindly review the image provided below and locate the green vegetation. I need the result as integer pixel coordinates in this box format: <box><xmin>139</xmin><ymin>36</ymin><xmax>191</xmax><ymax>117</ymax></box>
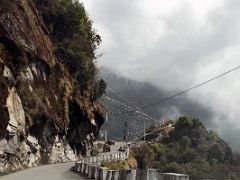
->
<box><xmin>0</xmin><ymin>43</ymin><xmax>4</xmax><ymax>54</ymax></box>
<box><xmin>132</xmin><ymin>143</ymin><xmax>154</xmax><ymax>169</ymax></box>
<box><xmin>0</xmin><ymin>43</ymin><xmax>5</xmax><ymax>61</ymax></box>
<box><xmin>93</xmin><ymin>79</ymin><xmax>107</xmax><ymax>100</ymax></box>
<box><xmin>132</xmin><ymin>116</ymin><xmax>240</xmax><ymax>179</ymax></box>
<box><xmin>34</xmin><ymin>0</ymin><xmax>105</xmax><ymax>92</ymax></box>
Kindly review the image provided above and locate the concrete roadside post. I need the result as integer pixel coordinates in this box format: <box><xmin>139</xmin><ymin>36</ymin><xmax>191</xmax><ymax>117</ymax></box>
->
<box><xmin>81</xmin><ymin>162</ymin><xmax>85</xmax><ymax>174</ymax></box>
<box><xmin>111</xmin><ymin>170</ymin><xmax>120</xmax><ymax>180</ymax></box>
<box><xmin>91</xmin><ymin>165</ymin><xmax>97</xmax><ymax>179</ymax></box>
<box><xmin>106</xmin><ymin>170</ymin><xmax>113</xmax><ymax>180</ymax></box>
<box><xmin>95</xmin><ymin>167</ymin><xmax>100</xmax><ymax>180</ymax></box>
<box><xmin>99</xmin><ymin>167</ymin><xmax>109</xmax><ymax>180</ymax></box>
<box><xmin>75</xmin><ymin>162</ymin><xmax>80</xmax><ymax>172</ymax></box>
<box><xmin>93</xmin><ymin>166</ymin><xmax>100</xmax><ymax>179</ymax></box>
<box><xmin>148</xmin><ymin>169</ymin><xmax>161</xmax><ymax>180</ymax></box>
<box><xmin>88</xmin><ymin>165</ymin><xmax>94</xmax><ymax>179</ymax></box>
<box><xmin>120</xmin><ymin>169</ymin><xmax>137</xmax><ymax>180</ymax></box>
<box><xmin>84</xmin><ymin>163</ymin><xmax>89</xmax><ymax>176</ymax></box>
<box><xmin>136</xmin><ymin>169</ymin><xmax>147</xmax><ymax>180</ymax></box>
<box><xmin>163</xmin><ymin>173</ymin><xmax>190</xmax><ymax>180</ymax></box>
<box><xmin>78</xmin><ymin>162</ymin><xmax>82</xmax><ymax>173</ymax></box>
<box><xmin>74</xmin><ymin>162</ymin><xmax>77</xmax><ymax>172</ymax></box>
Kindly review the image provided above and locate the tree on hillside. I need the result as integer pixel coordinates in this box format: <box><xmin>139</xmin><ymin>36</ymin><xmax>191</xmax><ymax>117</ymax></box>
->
<box><xmin>34</xmin><ymin>0</ymin><xmax>102</xmax><ymax>91</ymax></box>
<box><xmin>208</xmin><ymin>143</ymin><xmax>226</xmax><ymax>163</ymax></box>
<box><xmin>133</xmin><ymin>116</ymin><xmax>240</xmax><ymax>179</ymax></box>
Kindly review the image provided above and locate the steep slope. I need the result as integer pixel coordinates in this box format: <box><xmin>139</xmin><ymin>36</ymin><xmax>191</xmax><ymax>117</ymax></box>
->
<box><xmin>0</xmin><ymin>0</ymin><xmax>105</xmax><ymax>174</ymax></box>
<box><xmin>100</xmin><ymin>69</ymin><xmax>213</xmax><ymax>140</ymax></box>
<box><xmin>132</xmin><ymin>116</ymin><xmax>240</xmax><ymax>179</ymax></box>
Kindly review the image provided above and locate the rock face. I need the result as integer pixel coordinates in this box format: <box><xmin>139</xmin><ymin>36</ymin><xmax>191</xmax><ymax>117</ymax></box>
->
<box><xmin>0</xmin><ymin>0</ymin><xmax>105</xmax><ymax>174</ymax></box>
<box><xmin>6</xmin><ymin>87</ymin><xmax>26</xmax><ymax>135</ymax></box>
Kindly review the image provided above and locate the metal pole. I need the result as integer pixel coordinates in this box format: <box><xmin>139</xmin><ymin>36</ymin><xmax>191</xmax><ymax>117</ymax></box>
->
<box><xmin>105</xmin><ymin>113</ymin><xmax>108</xmax><ymax>142</ymax></box>
<box><xmin>105</xmin><ymin>113</ymin><xmax>109</xmax><ymax>123</ymax></box>
<box><xmin>105</xmin><ymin>130</ymin><xmax>107</xmax><ymax>142</ymax></box>
<box><xmin>143</xmin><ymin>121</ymin><xmax>146</xmax><ymax>142</ymax></box>
<box><xmin>124</xmin><ymin>121</ymin><xmax>128</xmax><ymax>144</ymax></box>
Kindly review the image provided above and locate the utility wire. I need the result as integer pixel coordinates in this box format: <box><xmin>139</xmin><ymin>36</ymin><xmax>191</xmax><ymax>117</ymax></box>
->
<box><xmin>141</xmin><ymin>65</ymin><xmax>240</xmax><ymax>109</ymax></box>
<box><xmin>102</xmin><ymin>95</ymin><xmax>157</xmax><ymax>121</ymax></box>
<box><xmin>101</xmin><ymin>65</ymin><xmax>240</xmax><ymax>140</ymax></box>
<box><xmin>107</xmin><ymin>87</ymin><xmax>142</xmax><ymax>112</ymax></box>
<box><xmin>106</xmin><ymin>87</ymin><xmax>158</xmax><ymax>121</ymax></box>
<box><xmin>131</xmin><ymin>124</ymin><xmax>170</xmax><ymax>143</ymax></box>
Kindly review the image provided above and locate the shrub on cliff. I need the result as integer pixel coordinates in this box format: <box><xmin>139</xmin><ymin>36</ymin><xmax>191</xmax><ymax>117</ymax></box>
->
<box><xmin>0</xmin><ymin>43</ymin><xmax>4</xmax><ymax>54</ymax></box>
<box><xmin>34</xmin><ymin>0</ymin><xmax>103</xmax><ymax>91</ymax></box>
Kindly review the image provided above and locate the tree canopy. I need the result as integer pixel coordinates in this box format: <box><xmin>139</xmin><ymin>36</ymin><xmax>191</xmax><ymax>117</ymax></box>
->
<box><xmin>132</xmin><ymin>116</ymin><xmax>240</xmax><ymax>179</ymax></box>
<box><xmin>34</xmin><ymin>0</ymin><xmax>104</xmax><ymax>92</ymax></box>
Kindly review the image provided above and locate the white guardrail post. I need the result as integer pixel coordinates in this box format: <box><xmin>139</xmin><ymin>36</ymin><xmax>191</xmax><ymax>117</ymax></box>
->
<box><xmin>74</xmin><ymin>146</ymin><xmax>189</xmax><ymax>180</ymax></box>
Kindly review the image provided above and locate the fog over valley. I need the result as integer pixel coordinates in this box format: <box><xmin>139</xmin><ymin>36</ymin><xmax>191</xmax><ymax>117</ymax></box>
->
<box><xmin>82</xmin><ymin>0</ymin><xmax>240</xmax><ymax>150</ymax></box>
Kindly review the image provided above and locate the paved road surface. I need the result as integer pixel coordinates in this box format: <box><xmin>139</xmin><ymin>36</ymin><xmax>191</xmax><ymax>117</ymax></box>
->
<box><xmin>1</xmin><ymin>141</ymin><xmax>126</xmax><ymax>180</ymax></box>
<box><xmin>95</xmin><ymin>141</ymin><xmax>127</xmax><ymax>155</ymax></box>
<box><xmin>0</xmin><ymin>162</ymin><xmax>86</xmax><ymax>180</ymax></box>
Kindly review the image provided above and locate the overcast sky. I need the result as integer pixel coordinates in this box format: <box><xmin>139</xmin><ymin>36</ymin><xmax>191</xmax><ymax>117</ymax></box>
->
<box><xmin>81</xmin><ymin>0</ymin><xmax>240</xmax><ymax>150</ymax></box>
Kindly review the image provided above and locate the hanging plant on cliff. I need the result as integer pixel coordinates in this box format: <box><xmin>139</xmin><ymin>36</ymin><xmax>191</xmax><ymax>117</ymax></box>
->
<box><xmin>34</xmin><ymin>0</ymin><xmax>102</xmax><ymax>91</ymax></box>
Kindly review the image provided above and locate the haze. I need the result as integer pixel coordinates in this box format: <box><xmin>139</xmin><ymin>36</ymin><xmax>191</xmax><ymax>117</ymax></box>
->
<box><xmin>81</xmin><ymin>0</ymin><xmax>240</xmax><ymax>150</ymax></box>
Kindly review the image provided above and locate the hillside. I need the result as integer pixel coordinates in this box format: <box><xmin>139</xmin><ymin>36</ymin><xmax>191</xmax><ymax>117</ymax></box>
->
<box><xmin>0</xmin><ymin>0</ymin><xmax>105</xmax><ymax>174</ymax></box>
<box><xmin>100</xmin><ymin>69</ymin><xmax>214</xmax><ymax>140</ymax></box>
<box><xmin>132</xmin><ymin>116</ymin><xmax>240</xmax><ymax>180</ymax></box>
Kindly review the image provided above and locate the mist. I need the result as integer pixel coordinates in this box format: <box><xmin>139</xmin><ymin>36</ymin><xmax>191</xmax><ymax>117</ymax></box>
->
<box><xmin>81</xmin><ymin>0</ymin><xmax>240</xmax><ymax>150</ymax></box>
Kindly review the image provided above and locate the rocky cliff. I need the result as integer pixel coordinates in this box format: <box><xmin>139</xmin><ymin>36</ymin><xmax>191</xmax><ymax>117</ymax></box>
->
<box><xmin>0</xmin><ymin>0</ymin><xmax>105</xmax><ymax>174</ymax></box>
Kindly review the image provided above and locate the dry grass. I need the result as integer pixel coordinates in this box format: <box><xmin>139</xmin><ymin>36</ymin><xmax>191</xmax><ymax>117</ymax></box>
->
<box><xmin>100</xmin><ymin>154</ymin><xmax>138</xmax><ymax>170</ymax></box>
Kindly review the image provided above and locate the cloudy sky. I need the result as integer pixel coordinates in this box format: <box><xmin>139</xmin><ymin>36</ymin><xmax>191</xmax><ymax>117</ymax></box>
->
<box><xmin>81</xmin><ymin>0</ymin><xmax>240</xmax><ymax>150</ymax></box>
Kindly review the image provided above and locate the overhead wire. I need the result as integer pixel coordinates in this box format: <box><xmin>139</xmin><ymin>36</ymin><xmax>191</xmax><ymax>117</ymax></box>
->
<box><xmin>104</xmin><ymin>92</ymin><xmax>154</xmax><ymax>120</ymax></box>
<box><xmin>100</xmin><ymin>95</ymin><xmax>154</xmax><ymax>140</ymax></box>
<box><xmin>102</xmin><ymin>95</ymin><xmax>157</xmax><ymax>121</ymax></box>
<box><xmin>101</xmin><ymin>64</ymin><xmax>240</xmax><ymax>140</ymax></box>
<box><xmin>141</xmin><ymin>65</ymin><xmax>240</xmax><ymax>109</ymax></box>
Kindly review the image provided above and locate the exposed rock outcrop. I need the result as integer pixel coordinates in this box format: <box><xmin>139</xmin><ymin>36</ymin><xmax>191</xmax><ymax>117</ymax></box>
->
<box><xmin>0</xmin><ymin>0</ymin><xmax>105</xmax><ymax>174</ymax></box>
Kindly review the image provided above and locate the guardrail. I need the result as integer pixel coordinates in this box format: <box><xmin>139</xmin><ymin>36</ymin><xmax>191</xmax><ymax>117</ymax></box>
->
<box><xmin>74</xmin><ymin>162</ymin><xmax>189</xmax><ymax>180</ymax></box>
<box><xmin>79</xmin><ymin>151</ymin><xmax>130</xmax><ymax>165</ymax></box>
<box><xmin>75</xmin><ymin>149</ymin><xmax>189</xmax><ymax>180</ymax></box>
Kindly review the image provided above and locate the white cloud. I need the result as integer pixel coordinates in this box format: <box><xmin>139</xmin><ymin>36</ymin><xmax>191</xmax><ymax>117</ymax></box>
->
<box><xmin>81</xmin><ymin>0</ymin><xmax>240</xmax><ymax>149</ymax></box>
